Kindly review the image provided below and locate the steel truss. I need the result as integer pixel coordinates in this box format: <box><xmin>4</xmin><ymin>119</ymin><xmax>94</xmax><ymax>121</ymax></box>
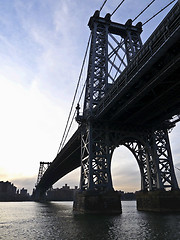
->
<box><xmin>80</xmin><ymin>122</ymin><xmax>114</xmax><ymax>191</ymax></box>
<box><xmin>110</xmin><ymin>127</ymin><xmax>178</xmax><ymax>191</ymax></box>
<box><xmin>79</xmin><ymin>121</ymin><xmax>179</xmax><ymax>191</ymax></box>
<box><xmin>80</xmin><ymin>11</ymin><xmax>143</xmax><ymax>192</ymax></box>
<box><xmin>150</xmin><ymin>128</ymin><xmax>179</xmax><ymax>190</ymax></box>
<box><xmin>83</xmin><ymin>12</ymin><xmax>108</xmax><ymax>115</ymax></box>
<box><xmin>36</xmin><ymin>162</ymin><xmax>51</xmax><ymax>186</ymax></box>
<box><xmin>124</xmin><ymin>140</ymin><xmax>154</xmax><ymax>191</ymax></box>
<box><xmin>83</xmin><ymin>11</ymin><xmax>142</xmax><ymax>115</ymax></box>
<box><xmin>78</xmin><ymin>11</ymin><xmax>178</xmax><ymax>193</ymax></box>
<box><xmin>108</xmin><ymin>128</ymin><xmax>157</xmax><ymax>191</ymax></box>
<box><xmin>80</xmin><ymin>124</ymin><xmax>179</xmax><ymax>192</ymax></box>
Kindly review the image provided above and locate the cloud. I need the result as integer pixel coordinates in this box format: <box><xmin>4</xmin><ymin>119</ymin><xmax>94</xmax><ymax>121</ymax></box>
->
<box><xmin>0</xmin><ymin>78</ymin><xmax>68</xmax><ymax>185</ymax></box>
<box><xmin>169</xmin><ymin>122</ymin><xmax>180</xmax><ymax>184</ymax></box>
<box><xmin>0</xmin><ymin>0</ymin><xmax>179</xmax><ymax>194</ymax></box>
<box><xmin>10</xmin><ymin>176</ymin><xmax>37</xmax><ymax>194</ymax></box>
<box><xmin>12</xmin><ymin>0</ymin><xmax>87</xmax><ymax>107</ymax></box>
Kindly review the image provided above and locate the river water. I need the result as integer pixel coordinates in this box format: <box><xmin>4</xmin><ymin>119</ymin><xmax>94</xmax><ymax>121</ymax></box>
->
<box><xmin>0</xmin><ymin>201</ymin><xmax>180</xmax><ymax>240</ymax></box>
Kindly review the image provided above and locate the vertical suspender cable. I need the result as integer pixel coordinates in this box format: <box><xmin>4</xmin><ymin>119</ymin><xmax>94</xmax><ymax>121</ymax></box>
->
<box><xmin>175</xmin><ymin>166</ymin><xmax>180</xmax><ymax>171</ymax></box>
<box><xmin>61</xmin><ymin>110</ymin><xmax>77</xmax><ymax>148</ymax></box>
<box><xmin>57</xmin><ymin>34</ymin><xmax>92</xmax><ymax>154</ymax></box>
<box><xmin>111</xmin><ymin>0</ymin><xmax>125</xmax><ymax>16</ymax></box>
<box><xmin>100</xmin><ymin>0</ymin><xmax>108</xmax><ymax>12</ymax></box>
<box><xmin>143</xmin><ymin>0</ymin><xmax>176</xmax><ymax>25</ymax></box>
<box><xmin>133</xmin><ymin>0</ymin><xmax>156</xmax><ymax>22</ymax></box>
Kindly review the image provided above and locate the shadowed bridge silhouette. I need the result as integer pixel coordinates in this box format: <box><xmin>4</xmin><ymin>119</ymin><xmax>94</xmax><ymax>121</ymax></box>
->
<box><xmin>34</xmin><ymin>1</ymin><xmax>180</xmax><ymax>213</ymax></box>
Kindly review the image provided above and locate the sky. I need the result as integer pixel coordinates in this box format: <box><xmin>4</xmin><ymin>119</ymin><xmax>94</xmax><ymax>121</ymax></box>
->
<box><xmin>0</xmin><ymin>0</ymin><xmax>179</xmax><ymax>194</ymax></box>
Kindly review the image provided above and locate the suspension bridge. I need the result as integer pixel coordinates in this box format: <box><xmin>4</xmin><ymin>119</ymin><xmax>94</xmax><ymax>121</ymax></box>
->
<box><xmin>33</xmin><ymin>1</ymin><xmax>180</xmax><ymax>213</ymax></box>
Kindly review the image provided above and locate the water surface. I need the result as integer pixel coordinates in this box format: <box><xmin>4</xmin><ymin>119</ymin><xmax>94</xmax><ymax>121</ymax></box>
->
<box><xmin>0</xmin><ymin>201</ymin><xmax>180</xmax><ymax>239</ymax></box>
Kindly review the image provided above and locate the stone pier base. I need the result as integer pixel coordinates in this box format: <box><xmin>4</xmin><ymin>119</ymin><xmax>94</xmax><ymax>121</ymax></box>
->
<box><xmin>136</xmin><ymin>190</ymin><xmax>180</xmax><ymax>212</ymax></box>
<box><xmin>73</xmin><ymin>190</ymin><xmax>122</xmax><ymax>214</ymax></box>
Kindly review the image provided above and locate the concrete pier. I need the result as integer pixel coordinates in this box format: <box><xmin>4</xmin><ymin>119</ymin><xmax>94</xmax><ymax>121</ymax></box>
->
<box><xmin>136</xmin><ymin>190</ymin><xmax>180</xmax><ymax>212</ymax></box>
<box><xmin>73</xmin><ymin>190</ymin><xmax>122</xmax><ymax>214</ymax></box>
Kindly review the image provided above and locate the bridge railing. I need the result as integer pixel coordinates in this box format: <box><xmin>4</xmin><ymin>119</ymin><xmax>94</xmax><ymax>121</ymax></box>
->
<box><xmin>95</xmin><ymin>1</ymin><xmax>180</xmax><ymax>118</ymax></box>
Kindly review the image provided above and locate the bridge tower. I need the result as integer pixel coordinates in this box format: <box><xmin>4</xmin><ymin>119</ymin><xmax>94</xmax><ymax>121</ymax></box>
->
<box><xmin>74</xmin><ymin>8</ymin><xmax>180</xmax><ymax>213</ymax></box>
<box><xmin>74</xmin><ymin>11</ymin><xmax>143</xmax><ymax>213</ymax></box>
<box><xmin>33</xmin><ymin>162</ymin><xmax>51</xmax><ymax>201</ymax></box>
<box><xmin>36</xmin><ymin>162</ymin><xmax>51</xmax><ymax>186</ymax></box>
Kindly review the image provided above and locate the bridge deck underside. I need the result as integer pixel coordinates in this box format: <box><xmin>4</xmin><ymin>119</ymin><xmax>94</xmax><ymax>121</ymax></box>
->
<box><xmin>95</xmin><ymin>28</ymin><xmax>180</xmax><ymax>128</ymax></box>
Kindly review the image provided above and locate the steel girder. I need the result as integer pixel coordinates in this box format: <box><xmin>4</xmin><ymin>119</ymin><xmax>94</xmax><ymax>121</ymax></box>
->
<box><xmin>80</xmin><ymin>124</ymin><xmax>179</xmax><ymax>192</ymax></box>
<box><xmin>80</xmin><ymin>122</ymin><xmax>114</xmax><ymax>191</ymax></box>
<box><xmin>80</xmin><ymin>11</ymin><xmax>142</xmax><ymax>192</ymax></box>
<box><xmin>151</xmin><ymin>128</ymin><xmax>179</xmax><ymax>190</ymax></box>
<box><xmin>108</xmin><ymin>128</ymin><xmax>156</xmax><ymax>191</ymax></box>
<box><xmin>83</xmin><ymin>11</ymin><xmax>142</xmax><ymax>116</ymax></box>
<box><xmin>83</xmin><ymin>15</ymin><xmax>108</xmax><ymax>116</ymax></box>
<box><xmin>124</xmin><ymin>141</ymin><xmax>154</xmax><ymax>191</ymax></box>
<box><xmin>111</xmin><ymin>127</ymin><xmax>179</xmax><ymax>191</ymax></box>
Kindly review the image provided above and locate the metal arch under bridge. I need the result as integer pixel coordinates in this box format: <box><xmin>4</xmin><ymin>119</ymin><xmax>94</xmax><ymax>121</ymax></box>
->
<box><xmin>34</xmin><ymin>2</ymin><xmax>180</xmax><ymax>213</ymax></box>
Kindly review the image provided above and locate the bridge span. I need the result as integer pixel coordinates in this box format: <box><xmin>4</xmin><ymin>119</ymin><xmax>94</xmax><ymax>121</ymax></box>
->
<box><xmin>34</xmin><ymin>2</ymin><xmax>180</xmax><ymax>213</ymax></box>
<box><xmin>35</xmin><ymin>127</ymin><xmax>81</xmax><ymax>193</ymax></box>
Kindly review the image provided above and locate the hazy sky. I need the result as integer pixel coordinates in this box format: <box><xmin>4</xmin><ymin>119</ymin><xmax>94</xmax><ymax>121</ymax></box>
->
<box><xmin>0</xmin><ymin>0</ymin><xmax>179</xmax><ymax>194</ymax></box>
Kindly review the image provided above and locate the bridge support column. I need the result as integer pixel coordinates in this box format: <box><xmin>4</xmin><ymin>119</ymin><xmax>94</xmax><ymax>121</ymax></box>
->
<box><xmin>136</xmin><ymin>190</ymin><xmax>180</xmax><ymax>212</ymax></box>
<box><xmin>73</xmin><ymin>190</ymin><xmax>121</xmax><ymax>214</ymax></box>
<box><xmin>150</xmin><ymin>128</ymin><xmax>179</xmax><ymax>190</ymax></box>
<box><xmin>136</xmin><ymin>128</ymin><xmax>180</xmax><ymax>212</ymax></box>
<box><xmin>74</xmin><ymin>122</ymin><xmax>122</xmax><ymax>214</ymax></box>
<box><xmin>32</xmin><ymin>188</ymin><xmax>47</xmax><ymax>202</ymax></box>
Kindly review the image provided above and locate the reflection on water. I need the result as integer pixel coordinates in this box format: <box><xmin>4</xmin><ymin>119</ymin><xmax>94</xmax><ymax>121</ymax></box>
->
<box><xmin>0</xmin><ymin>201</ymin><xmax>180</xmax><ymax>240</ymax></box>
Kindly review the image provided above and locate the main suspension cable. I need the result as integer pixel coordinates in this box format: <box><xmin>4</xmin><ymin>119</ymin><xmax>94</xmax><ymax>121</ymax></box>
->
<box><xmin>143</xmin><ymin>0</ymin><xmax>176</xmax><ymax>26</ymax></box>
<box><xmin>60</xmin><ymin>67</ymin><xmax>89</xmax><ymax>149</ymax></box>
<box><xmin>61</xmin><ymin>77</ymin><xmax>87</xmax><ymax>149</ymax></box>
<box><xmin>111</xmin><ymin>0</ymin><xmax>126</xmax><ymax>16</ymax></box>
<box><xmin>100</xmin><ymin>0</ymin><xmax>108</xmax><ymax>12</ymax></box>
<box><xmin>61</xmin><ymin>110</ymin><xmax>77</xmax><ymax>149</ymax></box>
<box><xmin>61</xmin><ymin>51</ymin><xmax>90</xmax><ymax>149</ymax></box>
<box><xmin>132</xmin><ymin>0</ymin><xmax>156</xmax><ymax>22</ymax></box>
<box><xmin>175</xmin><ymin>166</ymin><xmax>180</xmax><ymax>171</ymax></box>
<box><xmin>57</xmin><ymin>34</ymin><xmax>91</xmax><ymax>154</ymax></box>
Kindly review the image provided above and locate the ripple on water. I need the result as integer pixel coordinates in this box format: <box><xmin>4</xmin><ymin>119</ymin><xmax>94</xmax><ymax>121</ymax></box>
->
<box><xmin>0</xmin><ymin>201</ymin><xmax>180</xmax><ymax>240</ymax></box>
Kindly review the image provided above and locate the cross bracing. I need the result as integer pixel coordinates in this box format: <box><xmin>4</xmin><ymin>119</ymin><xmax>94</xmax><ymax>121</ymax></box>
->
<box><xmin>83</xmin><ymin>10</ymin><xmax>142</xmax><ymax>116</ymax></box>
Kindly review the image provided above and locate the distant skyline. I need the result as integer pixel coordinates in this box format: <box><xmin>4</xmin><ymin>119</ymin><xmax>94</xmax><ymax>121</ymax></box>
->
<box><xmin>0</xmin><ymin>0</ymin><xmax>179</xmax><ymax>193</ymax></box>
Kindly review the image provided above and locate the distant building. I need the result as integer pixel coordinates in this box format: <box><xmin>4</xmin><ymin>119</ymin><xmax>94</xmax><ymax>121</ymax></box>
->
<box><xmin>47</xmin><ymin>184</ymin><xmax>78</xmax><ymax>201</ymax></box>
<box><xmin>20</xmin><ymin>188</ymin><xmax>28</xmax><ymax>196</ymax></box>
<box><xmin>0</xmin><ymin>181</ymin><xmax>17</xmax><ymax>201</ymax></box>
<box><xmin>47</xmin><ymin>187</ymin><xmax>136</xmax><ymax>201</ymax></box>
<box><xmin>119</xmin><ymin>191</ymin><xmax>136</xmax><ymax>200</ymax></box>
<box><xmin>62</xmin><ymin>183</ymin><xmax>70</xmax><ymax>189</ymax></box>
<box><xmin>19</xmin><ymin>188</ymin><xmax>30</xmax><ymax>200</ymax></box>
<box><xmin>0</xmin><ymin>181</ymin><xmax>30</xmax><ymax>201</ymax></box>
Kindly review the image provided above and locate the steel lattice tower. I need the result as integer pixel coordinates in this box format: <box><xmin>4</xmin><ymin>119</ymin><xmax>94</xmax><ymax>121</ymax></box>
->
<box><xmin>36</xmin><ymin>162</ymin><xmax>51</xmax><ymax>186</ymax></box>
<box><xmin>79</xmin><ymin>11</ymin><xmax>143</xmax><ymax>192</ymax></box>
<box><xmin>74</xmin><ymin>10</ymin><xmax>179</xmax><ymax>213</ymax></box>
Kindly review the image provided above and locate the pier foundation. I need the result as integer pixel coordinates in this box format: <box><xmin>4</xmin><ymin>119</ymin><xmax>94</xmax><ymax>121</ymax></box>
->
<box><xmin>136</xmin><ymin>190</ymin><xmax>180</xmax><ymax>212</ymax></box>
<box><xmin>73</xmin><ymin>190</ymin><xmax>122</xmax><ymax>214</ymax></box>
